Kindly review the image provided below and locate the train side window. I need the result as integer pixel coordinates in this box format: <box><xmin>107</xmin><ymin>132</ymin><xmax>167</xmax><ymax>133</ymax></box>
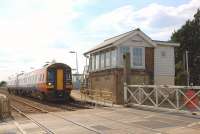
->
<box><xmin>37</xmin><ymin>75</ymin><xmax>39</xmax><ymax>82</ymax></box>
<box><xmin>39</xmin><ymin>74</ymin><xmax>41</xmax><ymax>82</ymax></box>
<box><xmin>40</xmin><ymin>74</ymin><xmax>42</xmax><ymax>82</ymax></box>
<box><xmin>43</xmin><ymin>74</ymin><xmax>44</xmax><ymax>82</ymax></box>
<box><xmin>35</xmin><ymin>75</ymin><xmax>37</xmax><ymax>83</ymax></box>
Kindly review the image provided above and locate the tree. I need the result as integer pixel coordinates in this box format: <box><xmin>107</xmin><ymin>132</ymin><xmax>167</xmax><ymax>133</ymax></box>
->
<box><xmin>0</xmin><ymin>81</ymin><xmax>7</xmax><ymax>87</ymax></box>
<box><xmin>171</xmin><ymin>9</ymin><xmax>200</xmax><ymax>85</ymax></box>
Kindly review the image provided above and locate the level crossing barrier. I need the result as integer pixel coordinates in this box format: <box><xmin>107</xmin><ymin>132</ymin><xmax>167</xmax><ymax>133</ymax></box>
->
<box><xmin>124</xmin><ymin>83</ymin><xmax>200</xmax><ymax>113</ymax></box>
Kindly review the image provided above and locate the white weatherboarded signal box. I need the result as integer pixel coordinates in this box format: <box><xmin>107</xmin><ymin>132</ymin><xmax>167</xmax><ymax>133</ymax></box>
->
<box><xmin>84</xmin><ymin>28</ymin><xmax>180</xmax><ymax>104</ymax></box>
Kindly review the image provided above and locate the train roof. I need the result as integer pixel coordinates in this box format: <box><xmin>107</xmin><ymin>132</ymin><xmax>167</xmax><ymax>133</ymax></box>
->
<box><xmin>9</xmin><ymin>63</ymin><xmax>71</xmax><ymax>79</ymax></box>
<box><xmin>47</xmin><ymin>63</ymin><xmax>71</xmax><ymax>69</ymax></box>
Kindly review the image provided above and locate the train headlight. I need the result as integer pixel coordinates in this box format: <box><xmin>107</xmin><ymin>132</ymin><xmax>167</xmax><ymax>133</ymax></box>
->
<box><xmin>48</xmin><ymin>82</ymin><xmax>52</xmax><ymax>86</ymax></box>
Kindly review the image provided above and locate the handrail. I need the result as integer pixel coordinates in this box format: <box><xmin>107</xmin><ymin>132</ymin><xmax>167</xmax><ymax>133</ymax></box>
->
<box><xmin>124</xmin><ymin>84</ymin><xmax>200</xmax><ymax>113</ymax></box>
<box><xmin>128</xmin><ymin>85</ymin><xmax>200</xmax><ymax>90</ymax></box>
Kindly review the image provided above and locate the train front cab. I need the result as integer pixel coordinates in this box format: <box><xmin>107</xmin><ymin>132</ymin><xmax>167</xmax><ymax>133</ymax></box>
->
<box><xmin>46</xmin><ymin>63</ymin><xmax>72</xmax><ymax>101</ymax></box>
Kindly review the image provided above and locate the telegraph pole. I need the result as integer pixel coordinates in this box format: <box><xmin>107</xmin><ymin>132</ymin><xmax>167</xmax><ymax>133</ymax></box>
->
<box><xmin>185</xmin><ymin>51</ymin><xmax>190</xmax><ymax>86</ymax></box>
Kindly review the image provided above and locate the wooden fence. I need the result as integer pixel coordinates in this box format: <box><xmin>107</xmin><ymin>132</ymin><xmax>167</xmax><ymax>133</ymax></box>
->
<box><xmin>80</xmin><ymin>89</ymin><xmax>113</xmax><ymax>107</ymax></box>
<box><xmin>0</xmin><ymin>94</ymin><xmax>11</xmax><ymax>119</ymax></box>
<box><xmin>124</xmin><ymin>83</ymin><xmax>200</xmax><ymax>113</ymax></box>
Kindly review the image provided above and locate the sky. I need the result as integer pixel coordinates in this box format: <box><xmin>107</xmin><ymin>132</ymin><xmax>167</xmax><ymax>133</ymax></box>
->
<box><xmin>0</xmin><ymin>0</ymin><xmax>199</xmax><ymax>81</ymax></box>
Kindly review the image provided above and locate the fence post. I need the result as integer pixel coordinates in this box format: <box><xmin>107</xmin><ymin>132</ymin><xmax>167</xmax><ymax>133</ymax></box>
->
<box><xmin>155</xmin><ymin>87</ymin><xmax>158</xmax><ymax>107</ymax></box>
<box><xmin>124</xmin><ymin>82</ymin><xmax>128</xmax><ymax>104</ymax></box>
<box><xmin>176</xmin><ymin>88</ymin><xmax>179</xmax><ymax>110</ymax></box>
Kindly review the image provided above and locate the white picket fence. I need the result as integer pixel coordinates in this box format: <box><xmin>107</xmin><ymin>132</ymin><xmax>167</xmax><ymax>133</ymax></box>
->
<box><xmin>124</xmin><ymin>83</ymin><xmax>200</xmax><ymax>113</ymax></box>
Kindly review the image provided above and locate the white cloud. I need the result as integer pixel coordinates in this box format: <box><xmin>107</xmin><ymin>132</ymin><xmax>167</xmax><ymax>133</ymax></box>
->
<box><xmin>0</xmin><ymin>0</ymin><xmax>90</xmax><ymax>81</ymax></box>
<box><xmin>88</xmin><ymin>0</ymin><xmax>200</xmax><ymax>40</ymax></box>
<box><xmin>0</xmin><ymin>0</ymin><xmax>82</xmax><ymax>49</ymax></box>
<box><xmin>0</xmin><ymin>0</ymin><xmax>200</xmax><ymax>81</ymax></box>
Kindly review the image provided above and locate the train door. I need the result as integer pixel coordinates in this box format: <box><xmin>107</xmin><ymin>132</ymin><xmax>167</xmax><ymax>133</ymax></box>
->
<box><xmin>56</xmin><ymin>69</ymin><xmax>64</xmax><ymax>90</ymax></box>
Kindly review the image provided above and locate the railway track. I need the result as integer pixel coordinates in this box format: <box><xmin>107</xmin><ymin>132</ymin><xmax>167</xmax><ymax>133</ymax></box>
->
<box><xmin>9</xmin><ymin>95</ymin><xmax>55</xmax><ymax>133</ymax></box>
<box><xmin>11</xmin><ymin>97</ymin><xmax>49</xmax><ymax>114</ymax></box>
<box><xmin>11</xmin><ymin>103</ymin><xmax>101</xmax><ymax>134</ymax></box>
<box><xmin>1</xmin><ymin>89</ymin><xmax>101</xmax><ymax>133</ymax></box>
<box><xmin>0</xmin><ymin>88</ymin><xmax>93</xmax><ymax>113</ymax></box>
<box><xmin>11</xmin><ymin>102</ymin><xmax>56</xmax><ymax>134</ymax></box>
<box><xmin>10</xmin><ymin>95</ymin><xmax>100</xmax><ymax>134</ymax></box>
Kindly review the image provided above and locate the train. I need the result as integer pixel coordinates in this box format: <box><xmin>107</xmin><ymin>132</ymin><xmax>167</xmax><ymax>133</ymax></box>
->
<box><xmin>7</xmin><ymin>63</ymin><xmax>72</xmax><ymax>101</ymax></box>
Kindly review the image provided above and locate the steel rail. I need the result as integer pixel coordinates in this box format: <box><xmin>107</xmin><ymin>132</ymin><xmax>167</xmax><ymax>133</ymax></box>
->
<box><xmin>11</xmin><ymin>105</ymin><xmax>55</xmax><ymax>134</ymax></box>
<box><xmin>11</xmin><ymin>95</ymin><xmax>101</xmax><ymax>133</ymax></box>
<box><xmin>50</xmin><ymin>112</ymin><xmax>102</xmax><ymax>134</ymax></box>
<box><xmin>11</xmin><ymin>97</ymin><xmax>49</xmax><ymax>113</ymax></box>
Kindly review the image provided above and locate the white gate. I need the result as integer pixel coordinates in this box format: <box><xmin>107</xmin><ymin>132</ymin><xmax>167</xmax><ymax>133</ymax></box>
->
<box><xmin>124</xmin><ymin>83</ymin><xmax>200</xmax><ymax>113</ymax></box>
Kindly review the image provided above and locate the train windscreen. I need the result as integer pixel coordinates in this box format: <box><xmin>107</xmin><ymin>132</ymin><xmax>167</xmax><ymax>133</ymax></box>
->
<box><xmin>48</xmin><ymin>70</ymin><xmax>55</xmax><ymax>83</ymax></box>
<box><xmin>66</xmin><ymin>71</ymin><xmax>72</xmax><ymax>81</ymax></box>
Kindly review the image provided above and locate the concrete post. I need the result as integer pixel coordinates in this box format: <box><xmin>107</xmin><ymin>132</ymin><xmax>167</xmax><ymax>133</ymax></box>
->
<box><xmin>124</xmin><ymin>82</ymin><xmax>128</xmax><ymax>104</ymax></box>
<box><xmin>123</xmin><ymin>53</ymin><xmax>130</xmax><ymax>104</ymax></box>
<box><xmin>123</xmin><ymin>53</ymin><xmax>131</xmax><ymax>84</ymax></box>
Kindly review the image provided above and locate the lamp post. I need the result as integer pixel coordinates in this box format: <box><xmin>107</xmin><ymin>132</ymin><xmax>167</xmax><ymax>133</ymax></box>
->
<box><xmin>69</xmin><ymin>51</ymin><xmax>79</xmax><ymax>74</ymax></box>
<box><xmin>184</xmin><ymin>51</ymin><xmax>200</xmax><ymax>86</ymax></box>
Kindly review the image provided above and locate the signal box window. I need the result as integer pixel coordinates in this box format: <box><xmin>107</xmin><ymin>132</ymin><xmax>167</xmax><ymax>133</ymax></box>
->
<box><xmin>105</xmin><ymin>51</ymin><xmax>111</xmax><ymax>68</ymax></box>
<box><xmin>132</xmin><ymin>47</ymin><xmax>145</xmax><ymax>68</ymax></box>
<box><xmin>120</xmin><ymin>46</ymin><xmax>130</xmax><ymax>66</ymax></box>
<box><xmin>100</xmin><ymin>53</ymin><xmax>105</xmax><ymax>69</ymax></box>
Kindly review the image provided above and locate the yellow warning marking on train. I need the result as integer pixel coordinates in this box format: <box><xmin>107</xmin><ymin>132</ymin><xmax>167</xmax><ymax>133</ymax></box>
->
<box><xmin>57</xmin><ymin>69</ymin><xmax>63</xmax><ymax>90</ymax></box>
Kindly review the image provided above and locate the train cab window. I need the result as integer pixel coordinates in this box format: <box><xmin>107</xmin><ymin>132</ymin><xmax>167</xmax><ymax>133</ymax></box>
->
<box><xmin>48</xmin><ymin>70</ymin><xmax>55</xmax><ymax>83</ymax></box>
<box><xmin>66</xmin><ymin>72</ymin><xmax>71</xmax><ymax>81</ymax></box>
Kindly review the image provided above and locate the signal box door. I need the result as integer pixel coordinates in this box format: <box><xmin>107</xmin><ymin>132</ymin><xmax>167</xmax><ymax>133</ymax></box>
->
<box><xmin>57</xmin><ymin>69</ymin><xmax>63</xmax><ymax>90</ymax></box>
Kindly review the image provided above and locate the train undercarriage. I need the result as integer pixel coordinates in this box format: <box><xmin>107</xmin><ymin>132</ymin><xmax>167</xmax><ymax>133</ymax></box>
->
<box><xmin>7</xmin><ymin>88</ymin><xmax>71</xmax><ymax>101</ymax></box>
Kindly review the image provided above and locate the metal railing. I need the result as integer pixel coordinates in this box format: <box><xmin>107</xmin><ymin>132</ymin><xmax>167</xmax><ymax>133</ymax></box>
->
<box><xmin>80</xmin><ymin>89</ymin><xmax>113</xmax><ymax>107</ymax></box>
<box><xmin>124</xmin><ymin>83</ymin><xmax>200</xmax><ymax>113</ymax></box>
